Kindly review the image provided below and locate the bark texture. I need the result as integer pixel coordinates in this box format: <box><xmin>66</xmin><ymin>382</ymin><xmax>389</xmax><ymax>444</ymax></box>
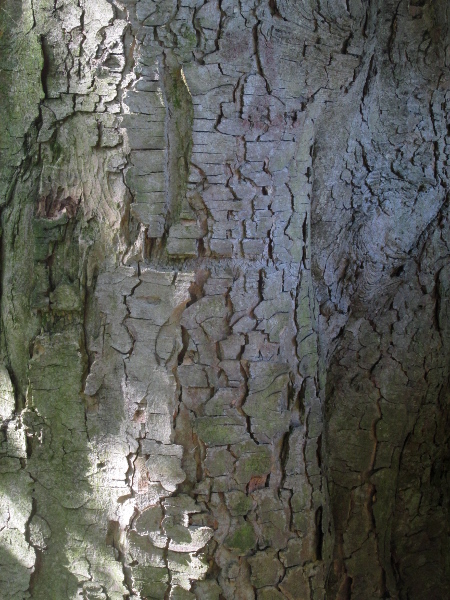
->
<box><xmin>0</xmin><ymin>1</ymin><xmax>449</xmax><ymax>599</ymax></box>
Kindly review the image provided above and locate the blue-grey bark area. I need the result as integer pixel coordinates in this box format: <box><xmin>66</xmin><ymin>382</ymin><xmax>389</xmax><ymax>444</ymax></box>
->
<box><xmin>0</xmin><ymin>1</ymin><xmax>449</xmax><ymax>599</ymax></box>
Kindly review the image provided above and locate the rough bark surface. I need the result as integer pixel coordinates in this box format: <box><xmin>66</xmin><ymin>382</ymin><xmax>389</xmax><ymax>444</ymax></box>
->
<box><xmin>0</xmin><ymin>1</ymin><xmax>449</xmax><ymax>599</ymax></box>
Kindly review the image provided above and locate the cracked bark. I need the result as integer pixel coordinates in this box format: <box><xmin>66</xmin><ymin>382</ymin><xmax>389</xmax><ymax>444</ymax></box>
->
<box><xmin>0</xmin><ymin>1</ymin><xmax>449</xmax><ymax>599</ymax></box>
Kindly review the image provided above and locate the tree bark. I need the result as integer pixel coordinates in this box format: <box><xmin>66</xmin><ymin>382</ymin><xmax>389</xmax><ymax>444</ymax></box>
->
<box><xmin>0</xmin><ymin>1</ymin><xmax>449</xmax><ymax>599</ymax></box>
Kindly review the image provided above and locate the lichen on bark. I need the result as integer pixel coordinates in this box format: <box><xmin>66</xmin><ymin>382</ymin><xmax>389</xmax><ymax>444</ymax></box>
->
<box><xmin>0</xmin><ymin>1</ymin><xmax>449</xmax><ymax>599</ymax></box>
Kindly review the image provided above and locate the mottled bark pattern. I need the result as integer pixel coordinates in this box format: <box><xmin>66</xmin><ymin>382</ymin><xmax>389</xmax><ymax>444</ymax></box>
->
<box><xmin>0</xmin><ymin>1</ymin><xmax>448</xmax><ymax>599</ymax></box>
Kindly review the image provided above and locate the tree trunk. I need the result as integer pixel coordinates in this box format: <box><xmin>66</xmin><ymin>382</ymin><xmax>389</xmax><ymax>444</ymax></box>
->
<box><xmin>0</xmin><ymin>1</ymin><xmax>449</xmax><ymax>599</ymax></box>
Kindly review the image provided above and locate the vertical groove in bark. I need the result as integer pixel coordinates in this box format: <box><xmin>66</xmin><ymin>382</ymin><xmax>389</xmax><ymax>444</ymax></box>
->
<box><xmin>0</xmin><ymin>1</ymin><xmax>448</xmax><ymax>600</ymax></box>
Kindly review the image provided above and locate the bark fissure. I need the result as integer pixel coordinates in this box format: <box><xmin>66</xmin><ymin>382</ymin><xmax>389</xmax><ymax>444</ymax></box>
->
<box><xmin>0</xmin><ymin>0</ymin><xmax>449</xmax><ymax>599</ymax></box>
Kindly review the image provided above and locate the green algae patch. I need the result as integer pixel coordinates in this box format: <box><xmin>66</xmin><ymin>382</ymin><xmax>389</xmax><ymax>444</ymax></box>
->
<box><xmin>225</xmin><ymin>491</ymin><xmax>253</xmax><ymax>516</ymax></box>
<box><xmin>224</xmin><ymin>521</ymin><xmax>256</xmax><ymax>555</ymax></box>
<box><xmin>235</xmin><ymin>446</ymin><xmax>272</xmax><ymax>484</ymax></box>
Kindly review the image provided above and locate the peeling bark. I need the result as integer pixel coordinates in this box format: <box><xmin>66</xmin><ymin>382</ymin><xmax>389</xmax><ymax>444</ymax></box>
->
<box><xmin>0</xmin><ymin>1</ymin><xmax>449</xmax><ymax>599</ymax></box>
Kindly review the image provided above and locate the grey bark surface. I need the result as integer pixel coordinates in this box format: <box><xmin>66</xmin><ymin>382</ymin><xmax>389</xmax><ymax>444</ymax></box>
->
<box><xmin>0</xmin><ymin>1</ymin><xmax>449</xmax><ymax>599</ymax></box>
